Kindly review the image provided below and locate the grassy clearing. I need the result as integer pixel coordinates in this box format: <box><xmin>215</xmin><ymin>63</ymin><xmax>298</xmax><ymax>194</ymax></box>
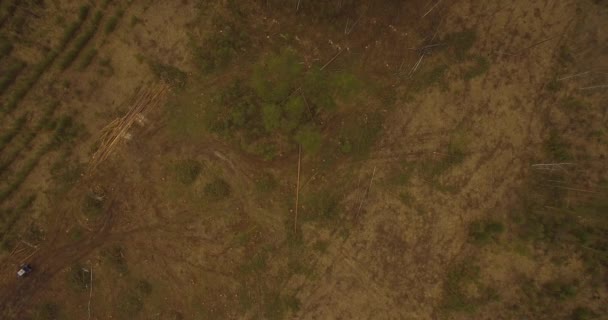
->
<box><xmin>0</xmin><ymin>60</ymin><xmax>26</xmax><ymax>94</ymax></box>
<box><xmin>195</xmin><ymin>49</ymin><xmax>361</xmax><ymax>159</ymax></box>
<box><xmin>410</xmin><ymin>64</ymin><xmax>448</xmax><ymax>92</ymax></box>
<box><xmin>1</xmin><ymin>7</ymin><xmax>90</xmax><ymax>115</ymax></box>
<box><xmin>0</xmin><ymin>101</ymin><xmax>58</xmax><ymax>175</ymax></box>
<box><xmin>60</xmin><ymin>11</ymin><xmax>103</xmax><ymax>70</ymax></box>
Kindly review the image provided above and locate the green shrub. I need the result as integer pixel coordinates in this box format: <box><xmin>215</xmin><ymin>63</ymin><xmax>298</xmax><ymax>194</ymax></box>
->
<box><xmin>33</xmin><ymin>302</ymin><xmax>60</xmax><ymax>320</ymax></box>
<box><xmin>464</xmin><ymin>56</ymin><xmax>490</xmax><ymax>80</ymax></box>
<box><xmin>445</xmin><ymin>30</ymin><xmax>477</xmax><ymax>60</ymax></box>
<box><xmin>251</xmin><ymin>49</ymin><xmax>302</xmax><ymax>102</ymax></box>
<box><xmin>302</xmin><ymin>191</ymin><xmax>339</xmax><ymax>222</ymax></box>
<box><xmin>103</xmin><ymin>245</ymin><xmax>128</xmax><ymax>274</ymax></box>
<box><xmin>571</xmin><ymin>307</ymin><xmax>596</xmax><ymax>320</ymax></box>
<box><xmin>0</xmin><ymin>38</ymin><xmax>13</xmax><ymax>59</ymax></box>
<box><xmin>295</xmin><ymin>126</ymin><xmax>322</xmax><ymax>153</ymax></box>
<box><xmin>67</xmin><ymin>263</ymin><xmax>90</xmax><ymax>291</ymax></box>
<box><xmin>255</xmin><ymin>172</ymin><xmax>277</xmax><ymax>193</ymax></box>
<box><xmin>194</xmin><ymin>22</ymin><xmax>249</xmax><ymax>72</ymax></box>
<box><xmin>203</xmin><ymin>178</ymin><xmax>231</xmax><ymax>201</ymax></box>
<box><xmin>411</xmin><ymin>64</ymin><xmax>448</xmax><ymax>92</ymax></box>
<box><xmin>469</xmin><ymin>219</ymin><xmax>504</xmax><ymax>245</ymax></box>
<box><xmin>544</xmin><ymin>280</ymin><xmax>577</xmax><ymax>300</ymax></box>
<box><xmin>173</xmin><ymin>159</ymin><xmax>201</xmax><ymax>184</ymax></box>
<box><xmin>281</xmin><ymin>96</ymin><xmax>305</xmax><ymax>132</ymax></box>
<box><xmin>262</xmin><ymin>103</ymin><xmax>281</xmax><ymax>132</ymax></box>
<box><xmin>545</xmin><ymin>131</ymin><xmax>571</xmax><ymax>161</ymax></box>
<box><xmin>150</xmin><ymin>61</ymin><xmax>187</xmax><ymax>87</ymax></box>
<box><xmin>82</xmin><ymin>193</ymin><xmax>104</xmax><ymax>217</ymax></box>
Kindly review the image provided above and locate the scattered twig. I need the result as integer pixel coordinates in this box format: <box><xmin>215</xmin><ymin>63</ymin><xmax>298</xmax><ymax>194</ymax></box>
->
<box><xmin>88</xmin><ymin>264</ymin><xmax>93</xmax><ymax>320</ymax></box>
<box><xmin>294</xmin><ymin>145</ymin><xmax>301</xmax><ymax>233</ymax></box>
<box><xmin>538</xmin><ymin>184</ymin><xmax>600</xmax><ymax>194</ymax></box>
<box><xmin>321</xmin><ymin>49</ymin><xmax>343</xmax><ymax>71</ymax></box>
<box><xmin>557</xmin><ymin>71</ymin><xmax>591</xmax><ymax>81</ymax></box>
<box><xmin>296</xmin><ymin>0</ymin><xmax>301</xmax><ymax>12</ymax></box>
<box><xmin>356</xmin><ymin>167</ymin><xmax>377</xmax><ymax>215</ymax></box>
<box><xmin>579</xmin><ymin>84</ymin><xmax>608</xmax><ymax>90</ymax></box>
<box><xmin>422</xmin><ymin>0</ymin><xmax>442</xmax><ymax>18</ymax></box>
<box><xmin>345</xmin><ymin>17</ymin><xmax>360</xmax><ymax>35</ymax></box>
<box><xmin>408</xmin><ymin>54</ymin><xmax>425</xmax><ymax>77</ymax></box>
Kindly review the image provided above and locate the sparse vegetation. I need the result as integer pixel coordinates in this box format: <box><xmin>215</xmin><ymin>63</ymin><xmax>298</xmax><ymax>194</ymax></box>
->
<box><xmin>0</xmin><ymin>60</ymin><xmax>25</xmax><ymax>94</ymax></box>
<box><xmin>60</xmin><ymin>11</ymin><xmax>103</xmax><ymax>70</ymax></box>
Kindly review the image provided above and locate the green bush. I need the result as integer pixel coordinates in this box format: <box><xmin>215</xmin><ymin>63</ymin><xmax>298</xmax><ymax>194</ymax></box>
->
<box><xmin>544</xmin><ymin>280</ymin><xmax>577</xmax><ymax>300</ymax></box>
<box><xmin>302</xmin><ymin>191</ymin><xmax>340</xmax><ymax>222</ymax></box>
<box><xmin>445</xmin><ymin>30</ymin><xmax>477</xmax><ymax>60</ymax></box>
<box><xmin>103</xmin><ymin>245</ymin><xmax>128</xmax><ymax>274</ymax></box>
<box><xmin>255</xmin><ymin>172</ymin><xmax>277</xmax><ymax>193</ymax></box>
<box><xmin>150</xmin><ymin>61</ymin><xmax>187</xmax><ymax>87</ymax></box>
<box><xmin>0</xmin><ymin>37</ymin><xmax>13</xmax><ymax>59</ymax></box>
<box><xmin>571</xmin><ymin>307</ymin><xmax>596</xmax><ymax>320</ymax></box>
<box><xmin>203</xmin><ymin>178</ymin><xmax>231</xmax><ymax>201</ymax></box>
<box><xmin>251</xmin><ymin>49</ymin><xmax>302</xmax><ymax>102</ymax></box>
<box><xmin>194</xmin><ymin>23</ymin><xmax>249</xmax><ymax>72</ymax></box>
<box><xmin>82</xmin><ymin>193</ymin><xmax>104</xmax><ymax>217</ymax></box>
<box><xmin>469</xmin><ymin>219</ymin><xmax>504</xmax><ymax>245</ymax></box>
<box><xmin>33</xmin><ymin>302</ymin><xmax>60</xmax><ymax>320</ymax></box>
<box><xmin>464</xmin><ymin>56</ymin><xmax>490</xmax><ymax>80</ymax></box>
<box><xmin>295</xmin><ymin>126</ymin><xmax>322</xmax><ymax>153</ymax></box>
<box><xmin>262</xmin><ymin>103</ymin><xmax>281</xmax><ymax>132</ymax></box>
<box><xmin>173</xmin><ymin>159</ymin><xmax>201</xmax><ymax>184</ymax></box>
<box><xmin>545</xmin><ymin>131</ymin><xmax>571</xmax><ymax>161</ymax></box>
<box><xmin>67</xmin><ymin>263</ymin><xmax>90</xmax><ymax>291</ymax></box>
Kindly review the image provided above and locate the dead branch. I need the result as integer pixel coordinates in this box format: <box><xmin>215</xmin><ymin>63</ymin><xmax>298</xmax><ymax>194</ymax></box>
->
<box><xmin>88</xmin><ymin>264</ymin><xmax>93</xmax><ymax>320</ymax></box>
<box><xmin>356</xmin><ymin>166</ymin><xmax>377</xmax><ymax>215</ymax></box>
<box><xmin>321</xmin><ymin>49</ymin><xmax>343</xmax><ymax>71</ymax></box>
<box><xmin>294</xmin><ymin>145</ymin><xmax>302</xmax><ymax>233</ymax></box>
<box><xmin>422</xmin><ymin>0</ymin><xmax>443</xmax><ymax>18</ymax></box>
<box><xmin>579</xmin><ymin>84</ymin><xmax>608</xmax><ymax>90</ymax></box>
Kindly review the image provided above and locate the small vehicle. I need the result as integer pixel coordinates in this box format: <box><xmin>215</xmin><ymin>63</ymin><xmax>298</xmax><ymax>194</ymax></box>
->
<box><xmin>17</xmin><ymin>264</ymin><xmax>32</xmax><ymax>278</ymax></box>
